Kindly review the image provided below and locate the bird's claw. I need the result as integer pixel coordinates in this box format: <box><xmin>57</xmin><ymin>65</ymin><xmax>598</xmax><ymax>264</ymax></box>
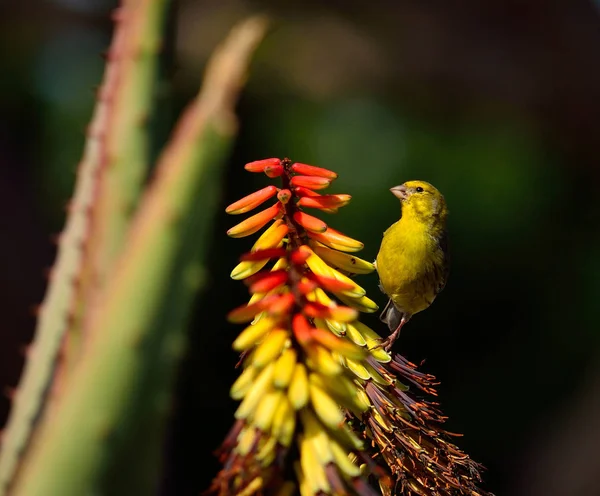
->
<box><xmin>373</xmin><ymin>337</ymin><xmax>394</xmax><ymax>353</ymax></box>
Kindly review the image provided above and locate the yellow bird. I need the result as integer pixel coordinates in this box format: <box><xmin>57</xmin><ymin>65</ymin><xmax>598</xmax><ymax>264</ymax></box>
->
<box><xmin>375</xmin><ymin>180</ymin><xmax>449</xmax><ymax>351</ymax></box>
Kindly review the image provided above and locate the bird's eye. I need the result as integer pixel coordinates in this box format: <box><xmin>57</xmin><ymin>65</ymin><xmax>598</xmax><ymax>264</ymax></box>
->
<box><xmin>416</xmin><ymin>187</ymin><xmax>424</xmax><ymax>193</ymax></box>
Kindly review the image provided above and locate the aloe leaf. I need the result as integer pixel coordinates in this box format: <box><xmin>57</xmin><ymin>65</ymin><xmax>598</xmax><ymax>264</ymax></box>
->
<box><xmin>63</xmin><ymin>0</ymin><xmax>169</xmax><ymax>375</ymax></box>
<box><xmin>12</xmin><ymin>17</ymin><xmax>267</xmax><ymax>496</ymax></box>
<box><xmin>0</xmin><ymin>1</ymin><xmax>168</xmax><ymax>493</ymax></box>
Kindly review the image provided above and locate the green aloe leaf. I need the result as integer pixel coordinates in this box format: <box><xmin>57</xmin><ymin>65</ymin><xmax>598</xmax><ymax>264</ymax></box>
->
<box><xmin>11</xmin><ymin>16</ymin><xmax>267</xmax><ymax>496</ymax></box>
<box><xmin>0</xmin><ymin>1</ymin><xmax>168</xmax><ymax>492</ymax></box>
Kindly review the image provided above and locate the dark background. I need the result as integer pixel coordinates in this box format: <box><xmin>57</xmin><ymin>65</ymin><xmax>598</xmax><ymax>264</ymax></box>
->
<box><xmin>1</xmin><ymin>1</ymin><xmax>600</xmax><ymax>495</ymax></box>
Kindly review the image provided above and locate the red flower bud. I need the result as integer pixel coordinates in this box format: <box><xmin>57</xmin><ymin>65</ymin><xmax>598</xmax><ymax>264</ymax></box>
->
<box><xmin>308</xmin><ymin>272</ymin><xmax>355</xmax><ymax>293</ymax></box>
<box><xmin>240</xmin><ymin>248</ymin><xmax>287</xmax><ymax>262</ymax></box>
<box><xmin>293</xmin><ymin>186</ymin><xmax>321</xmax><ymax>197</ymax></box>
<box><xmin>297</xmin><ymin>279</ymin><xmax>318</xmax><ymax>294</ymax></box>
<box><xmin>267</xmin><ymin>293</ymin><xmax>295</xmax><ymax>315</ymax></box>
<box><xmin>293</xmin><ymin>211</ymin><xmax>327</xmax><ymax>233</ymax></box>
<box><xmin>264</xmin><ymin>164</ymin><xmax>284</xmax><ymax>178</ymax></box>
<box><xmin>304</xmin><ymin>302</ymin><xmax>358</xmax><ymax>322</ymax></box>
<box><xmin>297</xmin><ymin>194</ymin><xmax>351</xmax><ymax>210</ymax></box>
<box><xmin>247</xmin><ymin>270</ymin><xmax>289</xmax><ymax>294</ymax></box>
<box><xmin>225</xmin><ymin>185</ymin><xmax>278</xmax><ymax>215</ymax></box>
<box><xmin>277</xmin><ymin>188</ymin><xmax>292</xmax><ymax>204</ymax></box>
<box><xmin>290</xmin><ymin>175</ymin><xmax>332</xmax><ymax>190</ymax></box>
<box><xmin>227</xmin><ymin>295</ymin><xmax>278</xmax><ymax>323</ymax></box>
<box><xmin>306</xmin><ymin>227</ymin><xmax>364</xmax><ymax>252</ymax></box>
<box><xmin>292</xmin><ymin>313</ymin><xmax>313</xmax><ymax>345</ymax></box>
<box><xmin>291</xmin><ymin>162</ymin><xmax>338</xmax><ymax>180</ymax></box>
<box><xmin>227</xmin><ymin>203</ymin><xmax>282</xmax><ymax>238</ymax></box>
<box><xmin>244</xmin><ymin>158</ymin><xmax>281</xmax><ymax>172</ymax></box>
<box><xmin>290</xmin><ymin>248</ymin><xmax>311</xmax><ymax>265</ymax></box>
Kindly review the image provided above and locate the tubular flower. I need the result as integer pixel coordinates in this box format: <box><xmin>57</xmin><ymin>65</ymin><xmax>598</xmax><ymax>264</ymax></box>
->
<box><xmin>211</xmin><ymin>158</ymin><xmax>490</xmax><ymax>496</ymax></box>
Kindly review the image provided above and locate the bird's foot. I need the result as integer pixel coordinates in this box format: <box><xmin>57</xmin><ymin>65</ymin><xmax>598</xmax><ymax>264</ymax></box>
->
<box><xmin>375</xmin><ymin>317</ymin><xmax>407</xmax><ymax>353</ymax></box>
<box><xmin>373</xmin><ymin>337</ymin><xmax>394</xmax><ymax>352</ymax></box>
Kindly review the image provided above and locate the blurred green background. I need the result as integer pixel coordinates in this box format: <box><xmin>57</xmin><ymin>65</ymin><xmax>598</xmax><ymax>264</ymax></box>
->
<box><xmin>1</xmin><ymin>1</ymin><xmax>599</xmax><ymax>495</ymax></box>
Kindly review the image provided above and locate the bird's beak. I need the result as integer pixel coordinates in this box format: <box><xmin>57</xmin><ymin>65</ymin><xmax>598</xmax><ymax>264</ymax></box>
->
<box><xmin>390</xmin><ymin>185</ymin><xmax>408</xmax><ymax>200</ymax></box>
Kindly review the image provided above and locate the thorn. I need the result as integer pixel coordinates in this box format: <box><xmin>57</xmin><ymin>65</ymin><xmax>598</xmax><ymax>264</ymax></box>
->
<box><xmin>4</xmin><ymin>387</ymin><xmax>15</xmax><ymax>401</ymax></box>
<box><xmin>129</xmin><ymin>328</ymin><xmax>147</xmax><ymax>349</ymax></box>
<box><xmin>19</xmin><ymin>344</ymin><xmax>32</xmax><ymax>358</ymax></box>
<box><xmin>101</xmin><ymin>48</ymin><xmax>119</xmax><ymax>62</ymax></box>
<box><xmin>29</xmin><ymin>304</ymin><xmax>41</xmax><ymax>317</ymax></box>
<box><xmin>137</xmin><ymin>112</ymin><xmax>150</xmax><ymax>128</ymax></box>
<box><xmin>100</xmin><ymin>49</ymin><xmax>117</xmax><ymax>62</ymax></box>
<box><xmin>66</xmin><ymin>308</ymin><xmax>77</xmax><ymax>327</ymax></box>
<box><xmin>95</xmin><ymin>85</ymin><xmax>112</xmax><ymax>104</ymax></box>
<box><xmin>163</xmin><ymin>208</ymin><xmax>182</xmax><ymax>228</ymax></box>
<box><xmin>87</xmin><ymin>127</ymin><xmax>106</xmax><ymax>141</ymax></box>
<box><xmin>84</xmin><ymin>204</ymin><xmax>94</xmax><ymax>218</ymax></box>
<box><xmin>70</xmin><ymin>274</ymin><xmax>81</xmax><ymax>291</ymax></box>
<box><xmin>96</xmin><ymin>419</ymin><xmax>115</xmax><ymax>443</ymax></box>
<box><xmin>111</xmin><ymin>6</ymin><xmax>126</xmax><ymax>23</ymax></box>
<box><xmin>50</xmin><ymin>232</ymin><xmax>62</xmax><ymax>245</ymax></box>
<box><xmin>55</xmin><ymin>342</ymin><xmax>66</xmax><ymax>363</ymax></box>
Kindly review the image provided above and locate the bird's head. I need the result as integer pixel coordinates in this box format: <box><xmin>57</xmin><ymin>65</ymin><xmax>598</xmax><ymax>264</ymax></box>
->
<box><xmin>390</xmin><ymin>180</ymin><xmax>448</xmax><ymax>223</ymax></box>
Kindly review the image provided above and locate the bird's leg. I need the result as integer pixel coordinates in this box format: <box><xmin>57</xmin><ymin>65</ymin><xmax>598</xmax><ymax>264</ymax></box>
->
<box><xmin>378</xmin><ymin>316</ymin><xmax>408</xmax><ymax>352</ymax></box>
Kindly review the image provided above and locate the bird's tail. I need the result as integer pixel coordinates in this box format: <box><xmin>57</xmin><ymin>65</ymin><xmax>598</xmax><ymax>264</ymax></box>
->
<box><xmin>379</xmin><ymin>298</ymin><xmax>403</xmax><ymax>332</ymax></box>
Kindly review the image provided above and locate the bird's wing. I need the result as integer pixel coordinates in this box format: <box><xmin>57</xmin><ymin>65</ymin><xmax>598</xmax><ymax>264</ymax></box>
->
<box><xmin>435</xmin><ymin>230</ymin><xmax>450</xmax><ymax>295</ymax></box>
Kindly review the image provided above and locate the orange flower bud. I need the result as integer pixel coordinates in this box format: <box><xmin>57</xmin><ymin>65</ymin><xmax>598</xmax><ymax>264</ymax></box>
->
<box><xmin>297</xmin><ymin>194</ymin><xmax>351</xmax><ymax>210</ymax></box>
<box><xmin>293</xmin><ymin>211</ymin><xmax>327</xmax><ymax>233</ymax></box>
<box><xmin>290</xmin><ymin>162</ymin><xmax>338</xmax><ymax>180</ymax></box>
<box><xmin>253</xmin><ymin>222</ymin><xmax>288</xmax><ymax>251</ymax></box>
<box><xmin>306</xmin><ymin>227</ymin><xmax>364</xmax><ymax>252</ymax></box>
<box><xmin>248</xmin><ymin>270</ymin><xmax>288</xmax><ymax>294</ymax></box>
<box><xmin>225</xmin><ymin>185</ymin><xmax>278</xmax><ymax>215</ymax></box>
<box><xmin>240</xmin><ymin>248</ymin><xmax>287</xmax><ymax>262</ymax></box>
<box><xmin>227</xmin><ymin>203</ymin><xmax>282</xmax><ymax>238</ymax></box>
<box><xmin>293</xmin><ymin>186</ymin><xmax>320</xmax><ymax>197</ymax></box>
<box><xmin>303</xmin><ymin>302</ymin><xmax>326</xmax><ymax>318</ymax></box>
<box><xmin>277</xmin><ymin>188</ymin><xmax>292</xmax><ymax>204</ymax></box>
<box><xmin>304</xmin><ymin>302</ymin><xmax>358</xmax><ymax>322</ymax></box>
<box><xmin>308</xmin><ymin>273</ymin><xmax>355</xmax><ymax>293</ymax></box>
<box><xmin>227</xmin><ymin>295</ymin><xmax>277</xmax><ymax>323</ymax></box>
<box><xmin>264</xmin><ymin>164</ymin><xmax>284</xmax><ymax>178</ymax></box>
<box><xmin>290</xmin><ymin>248</ymin><xmax>310</xmax><ymax>265</ymax></box>
<box><xmin>297</xmin><ymin>279</ymin><xmax>318</xmax><ymax>294</ymax></box>
<box><xmin>292</xmin><ymin>313</ymin><xmax>313</xmax><ymax>345</ymax></box>
<box><xmin>267</xmin><ymin>293</ymin><xmax>295</xmax><ymax>315</ymax></box>
<box><xmin>290</xmin><ymin>175</ymin><xmax>332</xmax><ymax>190</ymax></box>
<box><xmin>244</xmin><ymin>157</ymin><xmax>281</xmax><ymax>172</ymax></box>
